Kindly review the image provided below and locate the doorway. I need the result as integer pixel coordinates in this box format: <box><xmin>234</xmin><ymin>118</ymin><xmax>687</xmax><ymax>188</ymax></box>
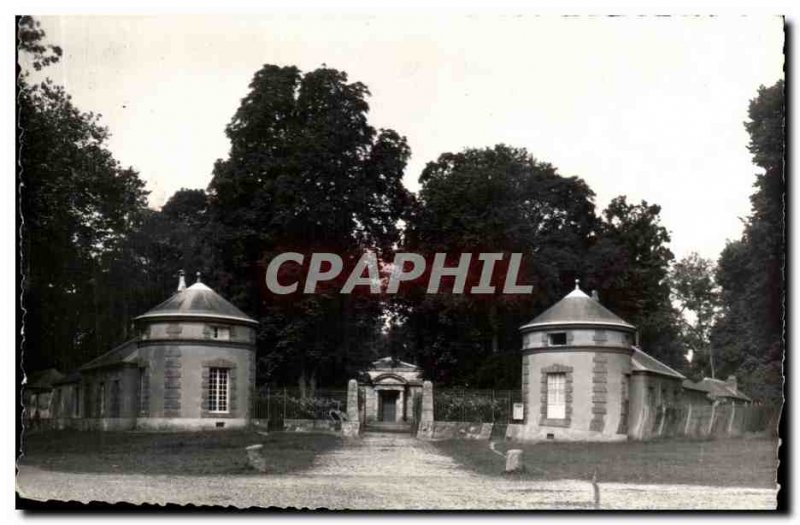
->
<box><xmin>379</xmin><ymin>391</ymin><xmax>399</xmax><ymax>422</ymax></box>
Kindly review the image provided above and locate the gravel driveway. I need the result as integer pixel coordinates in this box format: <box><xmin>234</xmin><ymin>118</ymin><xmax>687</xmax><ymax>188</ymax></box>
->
<box><xmin>16</xmin><ymin>432</ymin><xmax>778</xmax><ymax>510</ymax></box>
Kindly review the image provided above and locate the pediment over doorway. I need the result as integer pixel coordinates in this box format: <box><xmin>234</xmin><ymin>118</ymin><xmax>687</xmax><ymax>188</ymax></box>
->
<box><xmin>372</xmin><ymin>373</ymin><xmax>407</xmax><ymax>385</ymax></box>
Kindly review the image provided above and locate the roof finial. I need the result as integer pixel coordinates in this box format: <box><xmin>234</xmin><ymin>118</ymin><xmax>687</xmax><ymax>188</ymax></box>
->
<box><xmin>574</xmin><ymin>278</ymin><xmax>580</xmax><ymax>290</ymax></box>
<box><xmin>196</xmin><ymin>271</ymin><xmax>202</xmax><ymax>284</ymax></box>
<box><xmin>177</xmin><ymin>270</ymin><xmax>187</xmax><ymax>292</ymax></box>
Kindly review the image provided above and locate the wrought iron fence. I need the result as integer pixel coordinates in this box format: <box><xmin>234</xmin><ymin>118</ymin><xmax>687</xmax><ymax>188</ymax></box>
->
<box><xmin>251</xmin><ymin>387</ymin><xmax>348</xmax><ymax>430</ymax></box>
<box><xmin>433</xmin><ymin>388</ymin><xmax>522</xmax><ymax>423</ymax></box>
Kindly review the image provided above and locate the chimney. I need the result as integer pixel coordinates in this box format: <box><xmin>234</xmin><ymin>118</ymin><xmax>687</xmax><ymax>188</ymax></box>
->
<box><xmin>177</xmin><ymin>269</ymin><xmax>187</xmax><ymax>292</ymax></box>
<box><xmin>591</xmin><ymin>290</ymin><xmax>599</xmax><ymax>301</ymax></box>
<box><xmin>726</xmin><ymin>375</ymin><xmax>737</xmax><ymax>389</ymax></box>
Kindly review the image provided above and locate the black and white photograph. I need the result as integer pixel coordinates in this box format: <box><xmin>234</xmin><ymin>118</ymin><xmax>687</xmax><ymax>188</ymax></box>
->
<box><xmin>13</xmin><ymin>4</ymin><xmax>788</xmax><ymax>513</ymax></box>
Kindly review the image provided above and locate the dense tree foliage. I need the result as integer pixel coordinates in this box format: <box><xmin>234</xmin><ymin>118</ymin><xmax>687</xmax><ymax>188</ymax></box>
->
<box><xmin>206</xmin><ymin>65</ymin><xmax>413</xmax><ymax>394</ymax></box>
<box><xmin>670</xmin><ymin>253</ymin><xmax>721</xmax><ymax>378</ymax></box>
<box><xmin>125</xmin><ymin>189</ymin><xmax>212</xmax><ymax>306</ymax></box>
<box><xmin>17</xmin><ymin>16</ymin><xmax>61</xmax><ymax>71</ymax></box>
<box><xmin>398</xmin><ymin>145</ymin><xmax>599</xmax><ymax>387</ymax></box>
<box><xmin>396</xmin><ymin>146</ymin><xmax>683</xmax><ymax>385</ymax></box>
<box><xmin>711</xmin><ymin>80</ymin><xmax>785</xmax><ymax>402</ymax></box>
<box><xmin>585</xmin><ymin>196</ymin><xmax>684</xmax><ymax>369</ymax></box>
<box><xmin>19</xmin><ymin>18</ymin><xmax>149</xmax><ymax>371</ymax></box>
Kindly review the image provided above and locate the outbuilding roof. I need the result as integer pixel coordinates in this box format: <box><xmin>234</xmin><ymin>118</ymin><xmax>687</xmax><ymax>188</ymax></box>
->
<box><xmin>53</xmin><ymin>370</ymin><xmax>82</xmax><ymax>386</ymax></box>
<box><xmin>683</xmin><ymin>377</ymin><xmax>751</xmax><ymax>402</ymax></box>
<box><xmin>25</xmin><ymin>368</ymin><xmax>65</xmax><ymax>391</ymax></box>
<box><xmin>134</xmin><ymin>279</ymin><xmax>257</xmax><ymax>327</ymax></box>
<box><xmin>80</xmin><ymin>339</ymin><xmax>139</xmax><ymax>371</ymax></box>
<box><xmin>520</xmin><ymin>282</ymin><xmax>635</xmax><ymax>331</ymax></box>
<box><xmin>631</xmin><ymin>347</ymin><xmax>686</xmax><ymax>380</ymax></box>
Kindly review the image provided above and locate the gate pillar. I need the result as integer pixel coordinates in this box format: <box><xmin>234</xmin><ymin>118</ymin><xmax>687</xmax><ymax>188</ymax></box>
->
<box><xmin>417</xmin><ymin>380</ymin><xmax>435</xmax><ymax>439</ymax></box>
<box><xmin>342</xmin><ymin>378</ymin><xmax>361</xmax><ymax>437</ymax></box>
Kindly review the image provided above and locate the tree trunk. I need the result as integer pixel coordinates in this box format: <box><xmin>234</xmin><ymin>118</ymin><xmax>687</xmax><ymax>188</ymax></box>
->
<box><xmin>708</xmin><ymin>346</ymin><xmax>716</xmax><ymax>379</ymax></box>
<box><xmin>297</xmin><ymin>367</ymin><xmax>317</xmax><ymax>400</ymax></box>
<box><xmin>298</xmin><ymin>368</ymin><xmax>307</xmax><ymax>400</ymax></box>
<box><xmin>309</xmin><ymin>368</ymin><xmax>317</xmax><ymax>399</ymax></box>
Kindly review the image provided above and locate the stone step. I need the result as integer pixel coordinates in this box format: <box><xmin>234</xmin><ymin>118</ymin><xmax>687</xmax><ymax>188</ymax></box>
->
<box><xmin>364</xmin><ymin>421</ymin><xmax>414</xmax><ymax>433</ymax></box>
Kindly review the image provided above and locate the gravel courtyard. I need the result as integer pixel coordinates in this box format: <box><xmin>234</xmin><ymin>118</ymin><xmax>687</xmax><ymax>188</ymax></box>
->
<box><xmin>17</xmin><ymin>432</ymin><xmax>778</xmax><ymax>510</ymax></box>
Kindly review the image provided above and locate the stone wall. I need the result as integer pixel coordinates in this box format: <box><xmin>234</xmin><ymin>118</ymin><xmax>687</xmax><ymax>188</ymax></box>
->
<box><xmin>522</xmin><ymin>328</ymin><xmax>634</xmax><ymax>351</ymax></box>
<box><xmin>631</xmin><ymin>402</ymin><xmax>779</xmax><ymax>440</ymax></box>
<box><xmin>137</xmin><ymin>341</ymin><xmax>254</xmax><ymax>423</ymax></box>
<box><xmin>521</xmin><ymin>349</ymin><xmax>630</xmax><ymax>441</ymax></box>
<box><xmin>78</xmin><ymin>366</ymin><xmax>140</xmax><ymax>420</ymax></box>
<box><xmin>283</xmin><ymin>418</ymin><xmax>341</xmax><ymax>432</ymax></box>
<box><xmin>627</xmin><ymin>373</ymin><xmax>684</xmax><ymax>439</ymax></box>
<box><xmin>430</xmin><ymin>422</ymin><xmax>493</xmax><ymax>440</ymax></box>
<box><xmin>142</xmin><ymin>321</ymin><xmax>256</xmax><ymax>345</ymax></box>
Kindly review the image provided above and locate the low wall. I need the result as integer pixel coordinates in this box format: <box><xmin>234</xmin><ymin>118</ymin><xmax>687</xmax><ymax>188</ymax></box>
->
<box><xmin>632</xmin><ymin>404</ymin><xmax>780</xmax><ymax>440</ymax></box>
<box><xmin>251</xmin><ymin>418</ymin><xmax>270</xmax><ymax>430</ymax></box>
<box><xmin>504</xmin><ymin>404</ymin><xmax>779</xmax><ymax>442</ymax></box>
<box><xmin>135</xmin><ymin>417</ymin><xmax>248</xmax><ymax>431</ymax></box>
<box><xmin>430</xmin><ymin>421</ymin><xmax>493</xmax><ymax>440</ymax></box>
<box><xmin>283</xmin><ymin>418</ymin><xmax>341</xmax><ymax>432</ymax></box>
<box><xmin>53</xmin><ymin>417</ymin><xmax>137</xmax><ymax>431</ymax></box>
<box><xmin>505</xmin><ymin>424</ymin><xmax>524</xmax><ymax>440</ymax></box>
<box><xmin>26</xmin><ymin>416</ymin><xmax>249</xmax><ymax>432</ymax></box>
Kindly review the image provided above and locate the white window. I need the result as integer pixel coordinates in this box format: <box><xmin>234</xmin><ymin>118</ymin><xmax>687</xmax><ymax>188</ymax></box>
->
<box><xmin>209</xmin><ymin>368</ymin><xmax>230</xmax><ymax>413</ymax></box>
<box><xmin>546</xmin><ymin>373</ymin><xmax>566</xmax><ymax>419</ymax></box>
<box><xmin>212</xmin><ymin>326</ymin><xmax>230</xmax><ymax>341</ymax></box>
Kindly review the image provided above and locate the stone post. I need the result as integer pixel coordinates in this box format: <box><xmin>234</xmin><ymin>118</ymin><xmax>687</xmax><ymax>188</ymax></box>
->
<box><xmin>342</xmin><ymin>379</ymin><xmax>361</xmax><ymax>438</ymax></box>
<box><xmin>417</xmin><ymin>380</ymin><xmax>435</xmax><ymax>439</ymax></box>
<box><xmin>245</xmin><ymin>444</ymin><xmax>267</xmax><ymax>472</ymax></box>
<box><xmin>505</xmin><ymin>449</ymin><xmax>524</xmax><ymax>473</ymax></box>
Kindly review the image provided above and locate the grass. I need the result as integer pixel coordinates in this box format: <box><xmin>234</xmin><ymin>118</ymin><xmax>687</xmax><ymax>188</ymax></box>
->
<box><xmin>19</xmin><ymin>429</ymin><xmax>342</xmax><ymax>476</ymax></box>
<box><xmin>433</xmin><ymin>436</ymin><xmax>780</xmax><ymax>488</ymax></box>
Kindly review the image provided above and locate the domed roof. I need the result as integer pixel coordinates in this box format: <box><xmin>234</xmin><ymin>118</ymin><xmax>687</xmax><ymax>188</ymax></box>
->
<box><xmin>135</xmin><ymin>281</ymin><xmax>258</xmax><ymax>327</ymax></box>
<box><xmin>520</xmin><ymin>282</ymin><xmax>634</xmax><ymax>332</ymax></box>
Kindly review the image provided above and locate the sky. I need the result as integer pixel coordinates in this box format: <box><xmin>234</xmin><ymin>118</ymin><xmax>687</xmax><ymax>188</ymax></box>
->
<box><xmin>29</xmin><ymin>15</ymin><xmax>784</xmax><ymax>262</ymax></box>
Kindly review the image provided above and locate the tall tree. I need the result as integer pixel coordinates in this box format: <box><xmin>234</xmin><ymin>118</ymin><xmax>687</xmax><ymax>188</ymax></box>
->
<box><xmin>585</xmin><ymin>196</ymin><xmax>684</xmax><ymax>369</ymax></box>
<box><xmin>711</xmin><ymin>80</ymin><xmax>785</xmax><ymax>402</ymax></box>
<box><xmin>400</xmin><ymin>145</ymin><xmax>599</xmax><ymax>386</ymax></box>
<box><xmin>18</xmin><ymin>17</ymin><xmax>149</xmax><ymax>371</ymax></box>
<box><xmin>670</xmin><ymin>253</ymin><xmax>721</xmax><ymax>378</ymax></box>
<box><xmin>207</xmin><ymin>65</ymin><xmax>412</xmax><ymax>392</ymax></box>
<box><xmin>122</xmin><ymin>188</ymin><xmax>212</xmax><ymax>310</ymax></box>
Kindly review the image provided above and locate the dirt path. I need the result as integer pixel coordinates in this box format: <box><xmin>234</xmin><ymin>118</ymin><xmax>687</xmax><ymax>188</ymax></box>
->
<box><xmin>17</xmin><ymin>432</ymin><xmax>778</xmax><ymax>510</ymax></box>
